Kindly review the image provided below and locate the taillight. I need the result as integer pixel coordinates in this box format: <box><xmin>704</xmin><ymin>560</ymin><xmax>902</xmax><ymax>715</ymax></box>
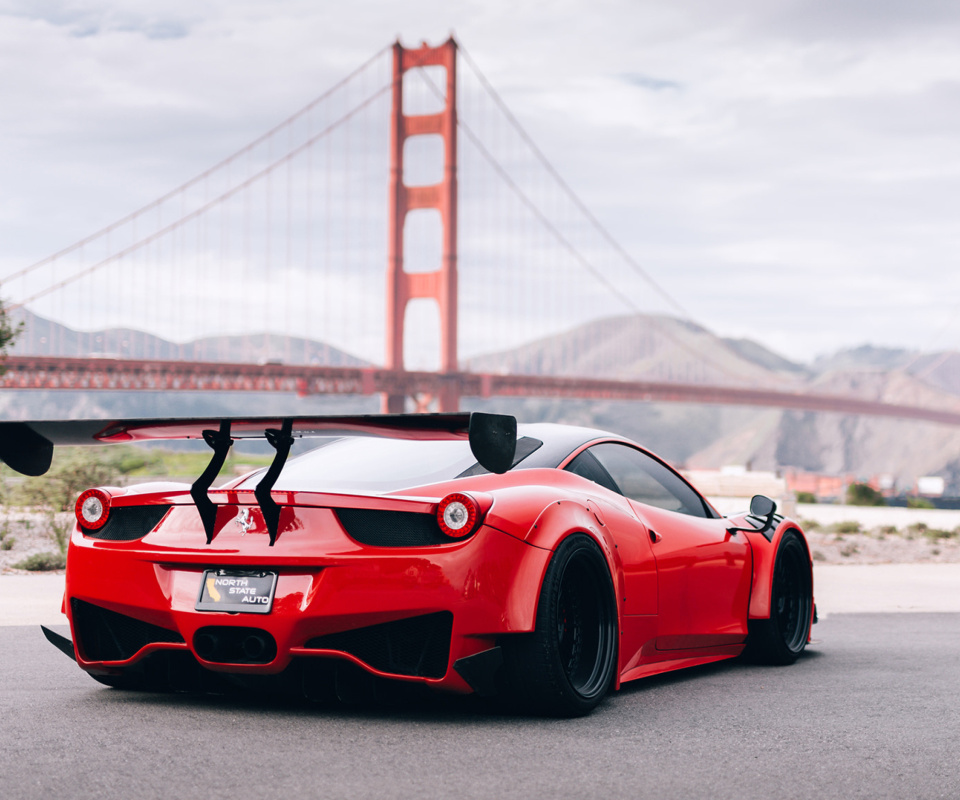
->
<box><xmin>436</xmin><ymin>493</ymin><xmax>483</xmax><ymax>538</ymax></box>
<box><xmin>76</xmin><ymin>489</ymin><xmax>111</xmax><ymax>531</ymax></box>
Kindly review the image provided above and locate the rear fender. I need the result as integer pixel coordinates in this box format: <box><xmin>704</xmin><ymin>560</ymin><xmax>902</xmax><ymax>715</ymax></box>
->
<box><xmin>507</xmin><ymin>499</ymin><xmax>624</xmax><ymax>634</ymax></box>
<box><xmin>743</xmin><ymin>519</ymin><xmax>813</xmax><ymax>619</ymax></box>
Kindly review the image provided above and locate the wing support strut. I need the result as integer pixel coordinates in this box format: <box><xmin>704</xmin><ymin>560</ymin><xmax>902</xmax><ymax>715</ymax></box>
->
<box><xmin>190</xmin><ymin>420</ymin><xmax>233</xmax><ymax>545</ymax></box>
<box><xmin>255</xmin><ymin>418</ymin><xmax>294</xmax><ymax>546</ymax></box>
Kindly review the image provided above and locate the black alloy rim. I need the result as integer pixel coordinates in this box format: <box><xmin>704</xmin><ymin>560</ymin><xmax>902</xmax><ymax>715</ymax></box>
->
<box><xmin>554</xmin><ymin>550</ymin><xmax>616</xmax><ymax>699</ymax></box>
<box><xmin>774</xmin><ymin>538</ymin><xmax>811</xmax><ymax>653</ymax></box>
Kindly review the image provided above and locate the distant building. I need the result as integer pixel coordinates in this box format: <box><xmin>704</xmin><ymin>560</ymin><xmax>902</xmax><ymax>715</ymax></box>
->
<box><xmin>916</xmin><ymin>476</ymin><xmax>945</xmax><ymax>497</ymax></box>
<box><xmin>782</xmin><ymin>468</ymin><xmax>851</xmax><ymax>502</ymax></box>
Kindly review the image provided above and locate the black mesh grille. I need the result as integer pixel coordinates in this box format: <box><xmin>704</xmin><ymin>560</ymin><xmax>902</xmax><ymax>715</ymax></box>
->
<box><xmin>336</xmin><ymin>508</ymin><xmax>450</xmax><ymax>547</ymax></box>
<box><xmin>305</xmin><ymin>612</ymin><xmax>452</xmax><ymax>678</ymax></box>
<box><xmin>71</xmin><ymin>598</ymin><xmax>183</xmax><ymax>662</ymax></box>
<box><xmin>83</xmin><ymin>505</ymin><xmax>171</xmax><ymax>541</ymax></box>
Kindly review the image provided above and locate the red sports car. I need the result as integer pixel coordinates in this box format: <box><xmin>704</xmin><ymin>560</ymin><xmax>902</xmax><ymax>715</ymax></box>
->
<box><xmin>0</xmin><ymin>412</ymin><xmax>815</xmax><ymax>716</ymax></box>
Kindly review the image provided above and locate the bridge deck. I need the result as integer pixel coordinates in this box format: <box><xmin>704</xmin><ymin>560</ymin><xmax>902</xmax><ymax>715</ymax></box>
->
<box><xmin>3</xmin><ymin>356</ymin><xmax>959</xmax><ymax>426</ymax></box>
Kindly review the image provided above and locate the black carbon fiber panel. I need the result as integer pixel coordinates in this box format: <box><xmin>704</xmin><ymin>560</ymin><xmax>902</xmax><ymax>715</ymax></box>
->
<box><xmin>305</xmin><ymin>612</ymin><xmax>453</xmax><ymax>678</ymax></box>
<box><xmin>82</xmin><ymin>505</ymin><xmax>171</xmax><ymax>541</ymax></box>
<box><xmin>71</xmin><ymin>598</ymin><xmax>183</xmax><ymax>662</ymax></box>
<box><xmin>335</xmin><ymin>508</ymin><xmax>449</xmax><ymax>547</ymax></box>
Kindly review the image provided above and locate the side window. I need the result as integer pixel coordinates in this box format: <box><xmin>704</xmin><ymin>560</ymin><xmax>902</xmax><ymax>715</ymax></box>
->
<box><xmin>565</xmin><ymin>449</ymin><xmax>620</xmax><ymax>495</ymax></box>
<box><xmin>588</xmin><ymin>443</ymin><xmax>710</xmax><ymax>518</ymax></box>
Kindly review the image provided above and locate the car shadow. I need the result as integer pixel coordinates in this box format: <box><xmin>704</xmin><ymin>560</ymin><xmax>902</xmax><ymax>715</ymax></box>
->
<box><xmin>80</xmin><ymin>646</ymin><xmax>824</xmax><ymax>724</ymax></box>
<box><xmin>614</xmin><ymin>646</ymin><xmax>823</xmax><ymax>698</ymax></box>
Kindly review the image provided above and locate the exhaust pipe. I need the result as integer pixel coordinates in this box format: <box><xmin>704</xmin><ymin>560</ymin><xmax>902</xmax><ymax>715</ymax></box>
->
<box><xmin>193</xmin><ymin>627</ymin><xmax>276</xmax><ymax>663</ymax></box>
<box><xmin>242</xmin><ymin>634</ymin><xmax>267</xmax><ymax>661</ymax></box>
<box><xmin>194</xmin><ymin>632</ymin><xmax>219</xmax><ymax>660</ymax></box>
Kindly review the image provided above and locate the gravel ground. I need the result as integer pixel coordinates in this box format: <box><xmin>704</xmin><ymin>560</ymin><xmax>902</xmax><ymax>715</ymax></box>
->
<box><xmin>796</xmin><ymin>502</ymin><xmax>960</xmax><ymax>564</ymax></box>
<box><xmin>805</xmin><ymin>527</ymin><xmax>960</xmax><ymax>564</ymax></box>
<box><xmin>0</xmin><ymin>510</ymin><xmax>69</xmax><ymax>575</ymax></box>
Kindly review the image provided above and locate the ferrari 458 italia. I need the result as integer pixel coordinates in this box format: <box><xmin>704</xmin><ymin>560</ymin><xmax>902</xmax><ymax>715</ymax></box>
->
<box><xmin>0</xmin><ymin>412</ymin><xmax>815</xmax><ymax>716</ymax></box>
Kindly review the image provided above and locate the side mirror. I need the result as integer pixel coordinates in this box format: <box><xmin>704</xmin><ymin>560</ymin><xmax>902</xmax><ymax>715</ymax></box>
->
<box><xmin>750</xmin><ymin>495</ymin><xmax>777</xmax><ymax>519</ymax></box>
<box><xmin>727</xmin><ymin>494</ymin><xmax>779</xmax><ymax>538</ymax></box>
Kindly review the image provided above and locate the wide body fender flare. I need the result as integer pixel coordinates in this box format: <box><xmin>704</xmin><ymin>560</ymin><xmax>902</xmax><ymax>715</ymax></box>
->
<box><xmin>501</xmin><ymin>498</ymin><xmax>625</xmax><ymax>636</ymax></box>
<box><xmin>742</xmin><ymin>518</ymin><xmax>814</xmax><ymax>620</ymax></box>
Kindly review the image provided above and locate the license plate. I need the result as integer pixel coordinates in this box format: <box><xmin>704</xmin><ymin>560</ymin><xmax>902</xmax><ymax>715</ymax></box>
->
<box><xmin>195</xmin><ymin>569</ymin><xmax>278</xmax><ymax>614</ymax></box>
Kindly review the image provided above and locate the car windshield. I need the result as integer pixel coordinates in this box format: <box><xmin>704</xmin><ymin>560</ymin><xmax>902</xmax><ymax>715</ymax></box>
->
<box><xmin>236</xmin><ymin>436</ymin><xmax>540</xmax><ymax>494</ymax></box>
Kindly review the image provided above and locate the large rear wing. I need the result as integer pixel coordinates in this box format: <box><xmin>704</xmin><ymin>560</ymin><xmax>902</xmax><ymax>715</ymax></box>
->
<box><xmin>0</xmin><ymin>412</ymin><xmax>517</xmax><ymax>545</ymax></box>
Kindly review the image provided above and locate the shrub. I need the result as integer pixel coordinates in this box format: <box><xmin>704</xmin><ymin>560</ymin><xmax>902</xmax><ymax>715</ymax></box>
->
<box><xmin>831</xmin><ymin>520</ymin><xmax>861</xmax><ymax>535</ymax></box>
<box><xmin>11</xmin><ymin>449</ymin><xmax>120</xmax><ymax>512</ymax></box>
<box><xmin>840</xmin><ymin>543</ymin><xmax>860</xmax><ymax>558</ymax></box>
<box><xmin>924</xmin><ymin>528</ymin><xmax>957</xmax><ymax>541</ymax></box>
<box><xmin>907</xmin><ymin>497</ymin><xmax>935</xmax><ymax>510</ymax></box>
<box><xmin>12</xmin><ymin>551</ymin><xmax>66</xmax><ymax>571</ymax></box>
<box><xmin>1</xmin><ymin>536</ymin><xmax>14</xmax><ymax>551</ymax></box>
<box><xmin>799</xmin><ymin>518</ymin><xmax>822</xmax><ymax>531</ymax></box>
<box><xmin>796</xmin><ymin>491</ymin><xmax>817</xmax><ymax>504</ymax></box>
<box><xmin>846</xmin><ymin>483</ymin><xmax>885</xmax><ymax>506</ymax></box>
<box><xmin>44</xmin><ymin>512</ymin><xmax>72</xmax><ymax>556</ymax></box>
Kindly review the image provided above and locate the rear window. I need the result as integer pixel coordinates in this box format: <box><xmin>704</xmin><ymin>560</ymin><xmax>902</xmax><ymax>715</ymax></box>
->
<box><xmin>237</xmin><ymin>436</ymin><xmax>541</xmax><ymax>494</ymax></box>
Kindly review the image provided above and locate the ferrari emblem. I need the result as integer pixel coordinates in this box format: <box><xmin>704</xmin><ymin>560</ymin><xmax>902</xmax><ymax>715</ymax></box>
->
<box><xmin>235</xmin><ymin>507</ymin><xmax>253</xmax><ymax>535</ymax></box>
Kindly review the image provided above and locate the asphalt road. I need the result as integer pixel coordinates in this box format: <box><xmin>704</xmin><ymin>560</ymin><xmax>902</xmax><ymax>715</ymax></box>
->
<box><xmin>2</xmin><ymin>615</ymin><xmax>959</xmax><ymax>800</ymax></box>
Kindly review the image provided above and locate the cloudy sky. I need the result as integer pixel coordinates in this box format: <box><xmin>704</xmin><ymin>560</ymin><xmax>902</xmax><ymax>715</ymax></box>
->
<box><xmin>2</xmin><ymin>0</ymin><xmax>960</xmax><ymax>364</ymax></box>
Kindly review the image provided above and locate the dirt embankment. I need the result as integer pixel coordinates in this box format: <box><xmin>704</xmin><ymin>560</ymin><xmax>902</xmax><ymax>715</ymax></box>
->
<box><xmin>795</xmin><ymin>503</ymin><xmax>960</xmax><ymax>565</ymax></box>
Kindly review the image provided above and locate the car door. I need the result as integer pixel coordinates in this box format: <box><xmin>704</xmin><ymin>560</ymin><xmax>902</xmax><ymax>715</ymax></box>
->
<box><xmin>568</xmin><ymin>442</ymin><xmax>751</xmax><ymax>651</ymax></box>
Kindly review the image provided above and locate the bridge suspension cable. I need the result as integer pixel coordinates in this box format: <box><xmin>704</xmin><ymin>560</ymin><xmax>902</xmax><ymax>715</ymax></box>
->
<box><xmin>8</xmin><ymin>83</ymin><xmax>394</xmax><ymax>310</ymax></box>
<box><xmin>1</xmin><ymin>44</ymin><xmax>393</xmax><ymax>287</ymax></box>
<box><xmin>458</xmin><ymin>43</ymin><xmax>693</xmax><ymax>323</ymax></box>
<box><xmin>430</xmin><ymin>42</ymin><xmax>773</xmax><ymax>384</ymax></box>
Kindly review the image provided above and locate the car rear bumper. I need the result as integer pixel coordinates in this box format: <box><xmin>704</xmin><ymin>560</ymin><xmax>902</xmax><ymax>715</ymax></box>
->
<box><xmin>64</xmin><ymin>513</ymin><xmax>550</xmax><ymax>693</ymax></box>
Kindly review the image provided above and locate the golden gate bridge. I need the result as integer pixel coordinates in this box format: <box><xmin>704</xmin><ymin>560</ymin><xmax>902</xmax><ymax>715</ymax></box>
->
<box><xmin>3</xmin><ymin>37</ymin><xmax>958</xmax><ymax>427</ymax></box>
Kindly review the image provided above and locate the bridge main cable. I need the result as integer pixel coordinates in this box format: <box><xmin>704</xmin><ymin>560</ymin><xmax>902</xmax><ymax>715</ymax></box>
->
<box><xmin>7</xmin><ymin>82</ymin><xmax>395</xmax><ymax>310</ymax></box>
<box><xmin>1</xmin><ymin>44</ymin><xmax>392</xmax><ymax>286</ymax></box>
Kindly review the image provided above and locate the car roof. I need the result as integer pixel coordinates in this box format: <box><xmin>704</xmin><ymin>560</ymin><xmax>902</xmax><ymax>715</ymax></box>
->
<box><xmin>514</xmin><ymin>422</ymin><xmax>627</xmax><ymax>469</ymax></box>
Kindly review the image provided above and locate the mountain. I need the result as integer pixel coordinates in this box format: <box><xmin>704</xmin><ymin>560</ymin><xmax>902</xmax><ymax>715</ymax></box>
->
<box><xmin>468</xmin><ymin>313</ymin><xmax>806</xmax><ymax>386</ymax></box>
<box><xmin>811</xmin><ymin>345</ymin><xmax>916</xmax><ymax>374</ymax></box>
<box><xmin>0</xmin><ymin>309</ymin><xmax>374</xmax><ymax>422</ymax></box>
<box><xmin>470</xmin><ymin>315</ymin><xmax>960</xmax><ymax>492</ymax></box>
<box><xmin>686</xmin><ymin>368</ymin><xmax>960</xmax><ymax>492</ymax></box>
<box><xmin>7</xmin><ymin>309</ymin><xmax>366</xmax><ymax>367</ymax></box>
<box><xmin>721</xmin><ymin>337</ymin><xmax>809</xmax><ymax>377</ymax></box>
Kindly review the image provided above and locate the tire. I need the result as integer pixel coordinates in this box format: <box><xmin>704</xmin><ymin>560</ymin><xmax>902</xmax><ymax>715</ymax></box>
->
<box><xmin>746</xmin><ymin>530</ymin><xmax>813</xmax><ymax>665</ymax></box>
<box><xmin>502</xmin><ymin>534</ymin><xmax>618</xmax><ymax>717</ymax></box>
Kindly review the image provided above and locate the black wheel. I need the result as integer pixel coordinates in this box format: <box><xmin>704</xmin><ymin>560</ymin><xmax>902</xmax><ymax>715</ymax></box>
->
<box><xmin>746</xmin><ymin>530</ymin><xmax>813</xmax><ymax>665</ymax></box>
<box><xmin>501</xmin><ymin>534</ymin><xmax>618</xmax><ymax>717</ymax></box>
